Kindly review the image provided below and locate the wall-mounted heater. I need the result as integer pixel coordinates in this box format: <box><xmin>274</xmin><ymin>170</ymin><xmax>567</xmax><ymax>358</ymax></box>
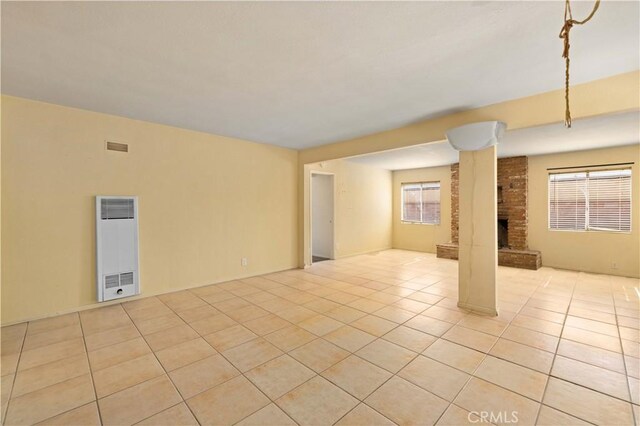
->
<box><xmin>96</xmin><ymin>196</ymin><xmax>140</xmax><ymax>302</ymax></box>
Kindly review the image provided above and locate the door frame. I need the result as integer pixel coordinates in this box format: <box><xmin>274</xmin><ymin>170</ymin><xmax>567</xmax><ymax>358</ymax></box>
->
<box><xmin>310</xmin><ymin>171</ymin><xmax>336</xmax><ymax>264</ymax></box>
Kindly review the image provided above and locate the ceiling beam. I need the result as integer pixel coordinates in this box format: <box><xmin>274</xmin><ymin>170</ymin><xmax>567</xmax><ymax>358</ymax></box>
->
<box><xmin>299</xmin><ymin>70</ymin><xmax>639</xmax><ymax>165</ymax></box>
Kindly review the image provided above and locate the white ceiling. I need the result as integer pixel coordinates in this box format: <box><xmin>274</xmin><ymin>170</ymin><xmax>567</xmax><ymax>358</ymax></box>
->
<box><xmin>347</xmin><ymin>111</ymin><xmax>640</xmax><ymax>170</ymax></box>
<box><xmin>2</xmin><ymin>1</ymin><xmax>639</xmax><ymax>149</ymax></box>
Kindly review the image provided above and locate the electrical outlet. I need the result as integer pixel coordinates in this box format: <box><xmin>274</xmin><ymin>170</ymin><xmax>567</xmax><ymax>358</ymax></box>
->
<box><xmin>241</xmin><ymin>257</ymin><xmax>248</xmax><ymax>267</ymax></box>
<box><xmin>611</xmin><ymin>262</ymin><xmax>618</xmax><ymax>270</ymax></box>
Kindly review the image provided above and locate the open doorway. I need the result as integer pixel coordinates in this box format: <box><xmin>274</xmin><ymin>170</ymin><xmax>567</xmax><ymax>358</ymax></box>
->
<box><xmin>311</xmin><ymin>173</ymin><xmax>335</xmax><ymax>263</ymax></box>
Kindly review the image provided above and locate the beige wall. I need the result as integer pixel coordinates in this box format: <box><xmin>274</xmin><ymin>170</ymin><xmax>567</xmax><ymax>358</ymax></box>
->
<box><xmin>392</xmin><ymin>166</ymin><xmax>451</xmax><ymax>253</ymax></box>
<box><xmin>302</xmin><ymin>160</ymin><xmax>392</xmax><ymax>266</ymax></box>
<box><xmin>392</xmin><ymin>144</ymin><xmax>640</xmax><ymax>278</ymax></box>
<box><xmin>1</xmin><ymin>95</ymin><xmax>299</xmax><ymax>324</ymax></box>
<box><xmin>529</xmin><ymin>144</ymin><xmax>640</xmax><ymax>278</ymax></box>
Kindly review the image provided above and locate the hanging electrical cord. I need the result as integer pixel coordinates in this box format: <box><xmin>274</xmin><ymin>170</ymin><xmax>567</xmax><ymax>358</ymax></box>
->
<box><xmin>559</xmin><ymin>0</ymin><xmax>601</xmax><ymax>128</ymax></box>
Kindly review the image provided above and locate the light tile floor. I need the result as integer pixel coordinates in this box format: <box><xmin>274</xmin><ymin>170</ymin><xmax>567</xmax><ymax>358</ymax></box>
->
<box><xmin>1</xmin><ymin>249</ymin><xmax>639</xmax><ymax>425</ymax></box>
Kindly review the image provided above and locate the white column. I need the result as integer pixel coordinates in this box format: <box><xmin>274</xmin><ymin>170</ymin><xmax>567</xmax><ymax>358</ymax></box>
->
<box><xmin>457</xmin><ymin>145</ymin><xmax>498</xmax><ymax>316</ymax></box>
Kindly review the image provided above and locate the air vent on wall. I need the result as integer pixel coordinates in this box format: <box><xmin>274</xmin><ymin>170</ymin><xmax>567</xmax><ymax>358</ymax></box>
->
<box><xmin>119</xmin><ymin>272</ymin><xmax>134</xmax><ymax>286</ymax></box>
<box><xmin>106</xmin><ymin>141</ymin><xmax>128</xmax><ymax>152</ymax></box>
<box><xmin>96</xmin><ymin>196</ymin><xmax>140</xmax><ymax>302</ymax></box>
<box><xmin>104</xmin><ymin>274</ymin><xmax>120</xmax><ymax>289</ymax></box>
<box><xmin>101</xmin><ymin>198</ymin><xmax>135</xmax><ymax>220</ymax></box>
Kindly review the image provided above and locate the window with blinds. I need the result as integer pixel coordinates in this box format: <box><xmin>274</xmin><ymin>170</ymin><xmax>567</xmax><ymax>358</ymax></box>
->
<box><xmin>401</xmin><ymin>182</ymin><xmax>441</xmax><ymax>224</ymax></box>
<box><xmin>549</xmin><ymin>168</ymin><xmax>631</xmax><ymax>232</ymax></box>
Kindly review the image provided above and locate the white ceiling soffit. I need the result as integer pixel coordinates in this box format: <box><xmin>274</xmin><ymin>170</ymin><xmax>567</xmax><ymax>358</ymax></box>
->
<box><xmin>2</xmin><ymin>1</ymin><xmax>639</xmax><ymax>149</ymax></box>
<box><xmin>346</xmin><ymin>111</ymin><xmax>640</xmax><ymax>171</ymax></box>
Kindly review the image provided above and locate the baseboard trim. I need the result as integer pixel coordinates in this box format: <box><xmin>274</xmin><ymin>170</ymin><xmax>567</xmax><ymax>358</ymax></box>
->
<box><xmin>1</xmin><ymin>264</ymin><xmax>299</xmax><ymax>327</ymax></box>
<box><xmin>304</xmin><ymin>246</ymin><xmax>393</xmax><ymax>268</ymax></box>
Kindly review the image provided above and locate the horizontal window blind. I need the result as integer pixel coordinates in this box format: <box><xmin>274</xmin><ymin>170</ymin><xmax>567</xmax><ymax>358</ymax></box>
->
<box><xmin>549</xmin><ymin>168</ymin><xmax>631</xmax><ymax>232</ymax></box>
<box><xmin>402</xmin><ymin>182</ymin><xmax>440</xmax><ymax>224</ymax></box>
<box><xmin>402</xmin><ymin>184</ymin><xmax>422</xmax><ymax>222</ymax></box>
<box><xmin>549</xmin><ymin>172</ymin><xmax>587</xmax><ymax>230</ymax></box>
<box><xmin>588</xmin><ymin>169</ymin><xmax>631</xmax><ymax>232</ymax></box>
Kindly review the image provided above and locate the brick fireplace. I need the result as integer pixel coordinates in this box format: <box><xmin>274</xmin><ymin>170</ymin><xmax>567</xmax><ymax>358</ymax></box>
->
<box><xmin>437</xmin><ymin>156</ymin><xmax>541</xmax><ymax>270</ymax></box>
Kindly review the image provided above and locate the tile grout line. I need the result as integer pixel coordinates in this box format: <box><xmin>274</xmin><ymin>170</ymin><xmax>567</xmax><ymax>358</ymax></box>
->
<box><xmin>611</xmin><ymin>280</ymin><xmax>639</xmax><ymax>426</ymax></box>
<box><xmin>120</xmin><ymin>297</ymin><xmax>205</xmax><ymax>426</ymax></box>
<box><xmin>433</xmin><ymin>285</ymin><xmax>534</xmax><ymax>426</ymax></box>
<box><xmin>533</xmin><ymin>274</ymin><xmax>577</xmax><ymax>425</ymax></box>
<box><xmin>534</xmin><ymin>275</ymin><xmax>587</xmax><ymax>425</ymax></box>
<box><xmin>4</xmin><ymin>327</ymin><xmax>94</xmax><ymax>422</ymax></box>
<box><xmin>130</xmin><ymin>401</ymin><xmax>189</xmax><ymax>426</ymax></box>
<box><xmin>4</xmin><ymin>377</ymin><xmax>100</xmax><ymax>425</ymax></box>
<box><xmin>2</xmin><ymin>322</ymin><xmax>29</xmax><ymax>425</ymax></box>
<box><xmin>247</xmin><ymin>263</ymin><xmax>430</xmax><ymax>419</ymax></box>
<box><xmin>317</xmin><ymin>258</ymin><xmax>471</xmax><ymax>424</ymax></box>
<box><xmin>144</xmin><ymin>291</ymin><xmax>299</xmax><ymax>426</ymax></box>
<box><xmin>312</xmin><ymin>268</ymin><xmax>634</xmax><ymax>424</ymax></box>
<box><xmin>213</xmin><ymin>272</ymin><xmax>427</xmax><ymax>425</ymax></box>
<box><xmin>76</xmin><ymin>312</ymin><xmax>105</xmax><ymax>426</ymax></box>
<box><xmin>547</xmin><ymin>323</ymin><xmax>637</xmax><ymax>398</ymax></box>
<box><xmin>292</xmin><ymin>266</ymin><xmax>628</xmax><ymax>422</ymax></box>
<box><xmin>268</xmin><ymin>292</ymin><xmax>475</xmax><ymax>424</ymax></box>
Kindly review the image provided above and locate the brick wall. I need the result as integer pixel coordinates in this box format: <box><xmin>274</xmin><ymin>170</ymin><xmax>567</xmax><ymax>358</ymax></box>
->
<box><xmin>451</xmin><ymin>163</ymin><xmax>459</xmax><ymax>243</ymax></box>
<box><xmin>450</xmin><ymin>156</ymin><xmax>528</xmax><ymax>249</ymax></box>
<box><xmin>497</xmin><ymin>156</ymin><xmax>528</xmax><ymax>250</ymax></box>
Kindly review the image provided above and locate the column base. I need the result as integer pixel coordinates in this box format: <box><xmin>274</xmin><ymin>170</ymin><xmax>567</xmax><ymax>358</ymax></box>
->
<box><xmin>457</xmin><ymin>301</ymin><xmax>499</xmax><ymax>317</ymax></box>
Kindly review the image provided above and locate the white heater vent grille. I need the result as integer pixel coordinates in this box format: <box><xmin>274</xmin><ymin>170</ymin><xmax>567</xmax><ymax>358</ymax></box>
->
<box><xmin>120</xmin><ymin>272</ymin><xmax>134</xmax><ymax>286</ymax></box>
<box><xmin>101</xmin><ymin>198</ymin><xmax>135</xmax><ymax>220</ymax></box>
<box><xmin>97</xmin><ymin>196</ymin><xmax>139</xmax><ymax>302</ymax></box>
<box><xmin>104</xmin><ymin>274</ymin><xmax>120</xmax><ymax>289</ymax></box>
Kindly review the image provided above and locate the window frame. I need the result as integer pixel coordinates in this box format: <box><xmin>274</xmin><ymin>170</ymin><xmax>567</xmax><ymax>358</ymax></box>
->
<box><xmin>548</xmin><ymin>167</ymin><xmax>632</xmax><ymax>234</ymax></box>
<box><xmin>400</xmin><ymin>181</ymin><xmax>441</xmax><ymax>225</ymax></box>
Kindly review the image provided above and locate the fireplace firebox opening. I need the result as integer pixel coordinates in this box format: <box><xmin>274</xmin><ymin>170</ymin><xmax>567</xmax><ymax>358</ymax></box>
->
<box><xmin>498</xmin><ymin>218</ymin><xmax>509</xmax><ymax>249</ymax></box>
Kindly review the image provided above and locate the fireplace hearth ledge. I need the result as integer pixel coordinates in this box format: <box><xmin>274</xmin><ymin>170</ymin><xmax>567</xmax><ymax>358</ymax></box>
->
<box><xmin>436</xmin><ymin>243</ymin><xmax>542</xmax><ymax>270</ymax></box>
